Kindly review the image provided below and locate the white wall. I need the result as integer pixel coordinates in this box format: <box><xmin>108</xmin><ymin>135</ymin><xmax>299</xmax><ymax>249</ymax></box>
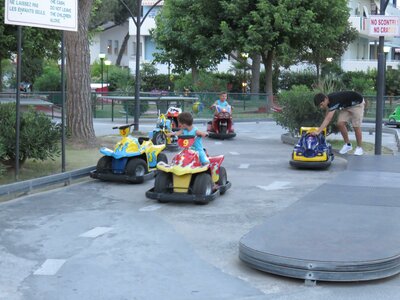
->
<box><xmin>89</xmin><ymin>22</ymin><xmax>131</xmax><ymax>67</ymax></box>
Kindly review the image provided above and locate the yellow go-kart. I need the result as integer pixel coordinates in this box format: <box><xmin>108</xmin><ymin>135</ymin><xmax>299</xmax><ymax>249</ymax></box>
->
<box><xmin>289</xmin><ymin>127</ymin><xmax>334</xmax><ymax>169</ymax></box>
<box><xmin>90</xmin><ymin>123</ymin><xmax>167</xmax><ymax>183</ymax></box>
<box><xmin>146</xmin><ymin>135</ymin><xmax>231</xmax><ymax>204</ymax></box>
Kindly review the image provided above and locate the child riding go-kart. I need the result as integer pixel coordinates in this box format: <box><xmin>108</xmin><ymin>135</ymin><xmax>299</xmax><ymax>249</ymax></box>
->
<box><xmin>90</xmin><ymin>123</ymin><xmax>167</xmax><ymax>183</ymax></box>
<box><xmin>289</xmin><ymin>127</ymin><xmax>334</xmax><ymax>169</ymax></box>
<box><xmin>149</xmin><ymin>107</ymin><xmax>182</xmax><ymax>148</ymax></box>
<box><xmin>207</xmin><ymin>103</ymin><xmax>236</xmax><ymax>139</ymax></box>
<box><xmin>146</xmin><ymin>135</ymin><xmax>231</xmax><ymax>204</ymax></box>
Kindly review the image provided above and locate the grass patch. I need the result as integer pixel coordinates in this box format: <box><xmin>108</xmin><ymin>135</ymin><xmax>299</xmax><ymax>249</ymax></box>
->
<box><xmin>0</xmin><ymin>135</ymin><xmax>123</xmax><ymax>185</ymax></box>
<box><xmin>327</xmin><ymin>139</ymin><xmax>393</xmax><ymax>155</ymax></box>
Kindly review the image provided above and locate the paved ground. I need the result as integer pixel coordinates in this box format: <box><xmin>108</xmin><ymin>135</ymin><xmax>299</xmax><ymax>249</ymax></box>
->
<box><xmin>0</xmin><ymin>121</ymin><xmax>399</xmax><ymax>300</ymax></box>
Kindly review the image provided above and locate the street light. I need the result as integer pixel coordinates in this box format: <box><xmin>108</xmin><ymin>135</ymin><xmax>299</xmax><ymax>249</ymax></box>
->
<box><xmin>105</xmin><ymin>60</ymin><xmax>111</xmax><ymax>94</ymax></box>
<box><xmin>241</xmin><ymin>53</ymin><xmax>249</xmax><ymax>93</ymax></box>
<box><xmin>99</xmin><ymin>53</ymin><xmax>106</xmax><ymax>109</ymax></box>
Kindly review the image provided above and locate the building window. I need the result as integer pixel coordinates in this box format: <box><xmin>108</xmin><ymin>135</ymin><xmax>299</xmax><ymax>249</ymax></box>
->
<box><xmin>107</xmin><ymin>40</ymin><xmax>112</xmax><ymax>54</ymax></box>
<box><xmin>114</xmin><ymin>40</ymin><xmax>119</xmax><ymax>55</ymax></box>
<box><xmin>133</xmin><ymin>42</ymin><xmax>142</xmax><ymax>57</ymax></box>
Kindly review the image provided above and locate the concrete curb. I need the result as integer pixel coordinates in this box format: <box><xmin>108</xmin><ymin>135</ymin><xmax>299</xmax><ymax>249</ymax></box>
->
<box><xmin>0</xmin><ymin>166</ymin><xmax>95</xmax><ymax>200</ymax></box>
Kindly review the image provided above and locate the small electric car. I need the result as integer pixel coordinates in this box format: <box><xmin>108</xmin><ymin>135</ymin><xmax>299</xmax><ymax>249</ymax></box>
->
<box><xmin>149</xmin><ymin>107</ymin><xmax>181</xmax><ymax>149</ymax></box>
<box><xmin>289</xmin><ymin>127</ymin><xmax>334</xmax><ymax>169</ymax></box>
<box><xmin>90</xmin><ymin>123</ymin><xmax>167</xmax><ymax>183</ymax></box>
<box><xmin>207</xmin><ymin>105</ymin><xmax>236</xmax><ymax>139</ymax></box>
<box><xmin>146</xmin><ymin>135</ymin><xmax>231</xmax><ymax>204</ymax></box>
<box><xmin>386</xmin><ymin>106</ymin><xmax>400</xmax><ymax>127</ymax></box>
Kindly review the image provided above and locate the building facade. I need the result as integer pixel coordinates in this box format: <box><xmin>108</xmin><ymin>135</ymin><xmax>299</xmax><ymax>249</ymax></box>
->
<box><xmin>342</xmin><ymin>0</ymin><xmax>400</xmax><ymax>71</ymax></box>
<box><xmin>89</xmin><ymin>0</ymin><xmax>400</xmax><ymax>74</ymax></box>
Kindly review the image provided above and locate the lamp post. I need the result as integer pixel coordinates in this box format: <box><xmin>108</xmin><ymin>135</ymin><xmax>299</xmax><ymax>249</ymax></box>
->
<box><xmin>105</xmin><ymin>60</ymin><xmax>111</xmax><ymax>94</ymax></box>
<box><xmin>99</xmin><ymin>53</ymin><xmax>106</xmax><ymax>109</ymax></box>
<box><xmin>105</xmin><ymin>60</ymin><xmax>112</xmax><ymax>120</ymax></box>
<box><xmin>241</xmin><ymin>53</ymin><xmax>249</xmax><ymax>94</ymax></box>
<box><xmin>119</xmin><ymin>0</ymin><xmax>163</xmax><ymax>130</ymax></box>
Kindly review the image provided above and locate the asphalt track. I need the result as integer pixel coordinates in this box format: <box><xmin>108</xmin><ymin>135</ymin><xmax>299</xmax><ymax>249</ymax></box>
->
<box><xmin>1</xmin><ymin>121</ymin><xmax>400</xmax><ymax>300</ymax></box>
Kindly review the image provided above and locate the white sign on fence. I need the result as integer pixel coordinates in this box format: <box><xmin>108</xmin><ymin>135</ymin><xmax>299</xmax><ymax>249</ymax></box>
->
<box><xmin>4</xmin><ymin>0</ymin><xmax>77</xmax><ymax>32</ymax></box>
<box><xmin>369</xmin><ymin>15</ymin><xmax>400</xmax><ymax>36</ymax></box>
<box><xmin>142</xmin><ymin>1</ymin><xmax>164</xmax><ymax>5</ymax></box>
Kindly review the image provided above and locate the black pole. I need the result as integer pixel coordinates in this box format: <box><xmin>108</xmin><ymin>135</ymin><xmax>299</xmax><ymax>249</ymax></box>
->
<box><xmin>134</xmin><ymin>0</ymin><xmax>142</xmax><ymax>131</ymax></box>
<box><xmin>61</xmin><ymin>31</ymin><xmax>66</xmax><ymax>172</ymax></box>
<box><xmin>375</xmin><ymin>0</ymin><xmax>390</xmax><ymax>155</ymax></box>
<box><xmin>375</xmin><ymin>49</ymin><xmax>385</xmax><ymax>155</ymax></box>
<box><xmin>100</xmin><ymin>57</ymin><xmax>104</xmax><ymax>109</ymax></box>
<box><xmin>15</xmin><ymin>26</ymin><xmax>22</xmax><ymax>180</ymax></box>
<box><xmin>118</xmin><ymin>0</ymin><xmax>162</xmax><ymax>129</ymax></box>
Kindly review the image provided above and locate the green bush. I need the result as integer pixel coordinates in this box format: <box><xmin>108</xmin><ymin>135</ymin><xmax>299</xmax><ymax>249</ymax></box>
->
<box><xmin>173</xmin><ymin>71</ymin><xmax>228</xmax><ymax>92</ymax></box>
<box><xmin>34</xmin><ymin>61</ymin><xmax>61</xmax><ymax>91</ymax></box>
<box><xmin>274</xmin><ymin>85</ymin><xmax>345</xmax><ymax>136</ymax></box>
<box><xmin>123</xmin><ymin>100</ymin><xmax>149</xmax><ymax>117</ymax></box>
<box><xmin>0</xmin><ymin>139</ymin><xmax>6</xmax><ymax>177</ymax></box>
<box><xmin>278</xmin><ymin>70</ymin><xmax>316</xmax><ymax>91</ymax></box>
<box><xmin>341</xmin><ymin>71</ymin><xmax>375</xmax><ymax>95</ymax></box>
<box><xmin>273</xmin><ymin>85</ymin><xmax>325</xmax><ymax>136</ymax></box>
<box><xmin>385</xmin><ymin>68</ymin><xmax>400</xmax><ymax>96</ymax></box>
<box><xmin>0</xmin><ymin>103</ymin><xmax>61</xmax><ymax>166</ymax></box>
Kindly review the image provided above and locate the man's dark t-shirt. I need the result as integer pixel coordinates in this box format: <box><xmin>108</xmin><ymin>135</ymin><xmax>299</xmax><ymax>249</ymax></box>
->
<box><xmin>327</xmin><ymin>91</ymin><xmax>363</xmax><ymax>111</ymax></box>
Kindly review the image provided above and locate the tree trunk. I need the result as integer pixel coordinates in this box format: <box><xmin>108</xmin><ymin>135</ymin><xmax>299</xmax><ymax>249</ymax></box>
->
<box><xmin>0</xmin><ymin>57</ymin><xmax>3</xmax><ymax>92</ymax></box>
<box><xmin>191</xmin><ymin>66</ymin><xmax>199</xmax><ymax>86</ymax></box>
<box><xmin>116</xmin><ymin>30</ymin><xmax>130</xmax><ymax>67</ymax></box>
<box><xmin>250</xmin><ymin>53</ymin><xmax>261</xmax><ymax>93</ymax></box>
<box><xmin>64</xmin><ymin>0</ymin><xmax>96</xmax><ymax>146</ymax></box>
<box><xmin>261</xmin><ymin>51</ymin><xmax>274</xmax><ymax>111</ymax></box>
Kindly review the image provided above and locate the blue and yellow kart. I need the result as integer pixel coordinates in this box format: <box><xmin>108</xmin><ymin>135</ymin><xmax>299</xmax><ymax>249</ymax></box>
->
<box><xmin>90</xmin><ymin>123</ymin><xmax>167</xmax><ymax>183</ymax></box>
<box><xmin>289</xmin><ymin>127</ymin><xmax>334</xmax><ymax>169</ymax></box>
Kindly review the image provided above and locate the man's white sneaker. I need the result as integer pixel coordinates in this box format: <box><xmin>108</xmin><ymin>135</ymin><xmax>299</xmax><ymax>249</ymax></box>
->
<box><xmin>354</xmin><ymin>147</ymin><xmax>364</xmax><ymax>156</ymax></box>
<box><xmin>339</xmin><ymin>144</ymin><xmax>352</xmax><ymax>154</ymax></box>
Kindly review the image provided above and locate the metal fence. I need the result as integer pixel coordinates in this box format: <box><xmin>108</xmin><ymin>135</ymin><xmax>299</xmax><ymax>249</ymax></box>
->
<box><xmin>2</xmin><ymin>91</ymin><xmax>400</xmax><ymax>121</ymax></box>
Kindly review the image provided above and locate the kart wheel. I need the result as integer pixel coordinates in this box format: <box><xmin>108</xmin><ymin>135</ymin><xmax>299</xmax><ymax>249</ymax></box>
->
<box><xmin>218</xmin><ymin>167</ymin><xmax>227</xmax><ymax>195</ymax></box>
<box><xmin>152</xmin><ymin>131</ymin><xmax>166</xmax><ymax>145</ymax></box>
<box><xmin>97</xmin><ymin>156</ymin><xmax>112</xmax><ymax>173</ymax></box>
<box><xmin>192</xmin><ymin>173</ymin><xmax>213</xmax><ymax>197</ymax></box>
<box><xmin>154</xmin><ymin>172</ymin><xmax>172</xmax><ymax>193</ymax></box>
<box><xmin>172</xmin><ymin>119</ymin><xmax>179</xmax><ymax>129</ymax></box>
<box><xmin>126</xmin><ymin>158</ymin><xmax>147</xmax><ymax>177</ymax></box>
<box><xmin>157</xmin><ymin>152</ymin><xmax>168</xmax><ymax>164</ymax></box>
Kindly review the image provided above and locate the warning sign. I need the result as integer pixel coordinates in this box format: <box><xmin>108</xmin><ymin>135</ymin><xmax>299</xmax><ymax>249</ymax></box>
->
<box><xmin>369</xmin><ymin>15</ymin><xmax>400</xmax><ymax>36</ymax></box>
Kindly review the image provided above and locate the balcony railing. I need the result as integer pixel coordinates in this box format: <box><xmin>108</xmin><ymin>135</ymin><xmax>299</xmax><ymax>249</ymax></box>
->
<box><xmin>341</xmin><ymin>59</ymin><xmax>400</xmax><ymax>71</ymax></box>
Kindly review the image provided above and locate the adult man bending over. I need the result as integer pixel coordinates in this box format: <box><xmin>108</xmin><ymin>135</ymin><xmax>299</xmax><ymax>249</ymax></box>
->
<box><xmin>312</xmin><ymin>91</ymin><xmax>365</xmax><ymax>156</ymax></box>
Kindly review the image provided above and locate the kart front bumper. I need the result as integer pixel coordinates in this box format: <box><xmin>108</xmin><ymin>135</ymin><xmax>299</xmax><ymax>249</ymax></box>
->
<box><xmin>289</xmin><ymin>159</ymin><xmax>332</xmax><ymax>169</ymax></box>
<box><xmin>146</xmin><ymin>181</ymin><xmax>232</xmax><ymax>204</ymax></box>
<box><xmin>385</xmin><ymin>121</ymin><xmax>400</xmax><ymax>127</ymax></box>
<box><xmin>207</xmin><ymin>131</ymin><xmax>236</xmax><ymax>140</ymax></box>
<box><xmin>90</xmin><ymin>170</ymin><xmax>155</xmax><ymax>183</ymax></box>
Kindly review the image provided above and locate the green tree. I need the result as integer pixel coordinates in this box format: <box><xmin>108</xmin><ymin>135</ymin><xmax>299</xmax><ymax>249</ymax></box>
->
<box><xmin>298</xmin><ymin>7</ymin><xmax>358</xmax><ymax>80</ymax></box>
<box><xmin>152</xmin><ymin>0</ymin><xmax>227</xmax><ymax>83</ymax></box>
<box><xmin>34</xmin><ymin>60</ymin><xmax>62</xmax><ymax>91</ymax></box>
<box><xmin>64</xmin><ymin>0</ymin><xmax>97</xmax><ymax>145</ymax></box>
<box><xmin>0</xmin><ymin>0</ymin><xmax>60</xmax><ymax>90</ymax></box>
<box><xmin>220</xmin><ymin>0</ymin><xmax>355</xmax><ymax>105</ymax></box>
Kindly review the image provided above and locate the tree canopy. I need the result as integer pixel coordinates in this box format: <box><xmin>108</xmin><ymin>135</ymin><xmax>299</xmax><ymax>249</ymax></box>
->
<box><xmin>152</xmin><ymin>0</ymin><xmax>228</xmax><ymax>83</ymax></box>
<box><xmin>0</xmin><ymin>0</ymin><xmax>60</xmax><ymax>90</ymax></box>
<box><xmin>152</xmin><ymin>0</ymin><xmax>356</xmax><ymax>97</ymax></box>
